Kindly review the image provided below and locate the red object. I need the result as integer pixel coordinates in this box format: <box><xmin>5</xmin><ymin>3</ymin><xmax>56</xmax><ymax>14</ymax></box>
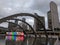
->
<box><xmin>16</xmin><ymin>35</ymin><xmax>24</xmax><ymax>41</ymax></box>
<box><xmin>18</xmin><ymin>35</ymin><xmax>24</xmax><ymax>41</ymax></box>
<box><xmin>16</xmin><ymin>32</ymin><xmax>24</xmax><ymax>41</ymax></box>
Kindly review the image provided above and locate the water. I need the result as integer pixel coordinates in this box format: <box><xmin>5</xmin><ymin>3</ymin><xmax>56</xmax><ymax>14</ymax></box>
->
<box><xmin>0</xmin><ymin>37</ymin><xmax>56</xmax><ymax>45</ymax></box>
<box><xmin>0</xmin><ymin>39</ymin><xmax>5</xmax><ymax>45</ymax></box>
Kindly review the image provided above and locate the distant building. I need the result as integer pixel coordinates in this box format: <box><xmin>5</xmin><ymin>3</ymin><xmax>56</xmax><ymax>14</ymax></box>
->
<box><xmin>47</xmin><ymin>11</ymin><xmax>52</xmax><ymax>30</ymax></box>
<box><xmin>14</xmin><ymin>17</ymin><xmax>18</xmax><ymax>24</ymax></box>
<box><xmin>8</xmin><ymin>22</ymin><xmax>17</xmax><ymax>31</ymax></box>
<box><xmin>34</xmin><ymin>13</ymin><xmax>45</xmax><ymax>31</ymax></box>
<box><xmin>28</xmin><ymin>26</ymin><xmax>31</xmax><ymax>30</ymax></box>
<box><xmin>48</xmin><ymin>1</ymin><xmax>60</xmax><ymax>31</ymax></box>
<box><xmin>8</xmin><ymin>17</ymin><xmax>22</xmax><ymax>32</ymax></box>
<box><xmin>19</xmin><ymin>18</ymin><xmax>27</xmax><ymax>30</ymax></box>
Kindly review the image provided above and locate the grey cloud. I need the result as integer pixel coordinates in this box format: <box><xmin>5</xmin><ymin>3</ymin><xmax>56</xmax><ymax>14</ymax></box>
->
<box><xmin>0</xmin><ymin>0</ymin><xmax>60</xmax><ymax>17</ymax></box>
<box><xmin>30</xmin><ymin>0</ymin><xmax>50</xmax><ymax>12</ymax></box>
<box><xmin>0</xmin><ymin>0</ymin><xmax>49</xmax><ymax>17</ymax></box>
<box><xmin>0</xmin><ymin>0</ymin><xmax>60</xmax><ymax>28</ymax></box>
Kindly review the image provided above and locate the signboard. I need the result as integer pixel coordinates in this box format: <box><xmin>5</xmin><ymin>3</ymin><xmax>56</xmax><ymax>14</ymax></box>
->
<box><xmin>6</xmin><ymin>32</ymin><xmax>24</xmax><ymax>41</ymax></box>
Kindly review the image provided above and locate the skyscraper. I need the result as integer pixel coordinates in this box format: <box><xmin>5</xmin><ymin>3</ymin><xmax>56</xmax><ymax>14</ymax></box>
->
<box><xmin>34</xmin><ymin>13</ymin><xmax>45</xmax><ymax>31</ymax></box>
<box><xmin>48</xmin><ymin>1</ymin><xmax>60</xmax><ymax>31</ymax></box>
<box><xmin>47</xmin><ymin>11</ymin><xmax>52</xmax><ymax>30</ymax></box>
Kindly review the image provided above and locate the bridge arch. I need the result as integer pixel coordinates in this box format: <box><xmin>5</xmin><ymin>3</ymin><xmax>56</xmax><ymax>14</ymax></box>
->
<box><xmin>1</xmin><ymin>21</ymin><xmax>37</xmax><ymax>45</ymax></box>
<box><xmin>0</xmin><ymin>13</ymin><xmax>48</xmax><ymax>45</ymax></box>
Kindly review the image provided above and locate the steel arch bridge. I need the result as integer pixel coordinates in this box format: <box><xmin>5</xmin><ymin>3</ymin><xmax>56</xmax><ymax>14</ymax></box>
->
<box><xmin>0</xmin><ymin>13</ymin><xmax>48</xmax><ymax>45</ymax></box>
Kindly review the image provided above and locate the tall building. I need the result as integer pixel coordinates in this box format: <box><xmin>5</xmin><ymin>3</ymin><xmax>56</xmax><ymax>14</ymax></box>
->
<box><xmin>48</xmin><ymin>1</ymin><xmax>60</xmax><ymax>31</ymax></box>
<box><xmin>47</xmin><ymin>11</ymin><xmax>52</xmax><ymax>30</ymax></box>
<box><xmin>19</xmin><ymin>18</ymin><xmax>27</xmax><ymax>30</ymax></box>
<box><xmin>34</xmin><ymin>13</ymin><xmax>45</xmax><ymax>31</ymax></box>
<box><xmin>8</xmin><ymin>22</ymin><xmax>17</xmax><ymax>31</ymax></box>
<box><xmin>8</xmin><ymin>17</ymin><xmax>20</xmax><ymax>32</ymax></box>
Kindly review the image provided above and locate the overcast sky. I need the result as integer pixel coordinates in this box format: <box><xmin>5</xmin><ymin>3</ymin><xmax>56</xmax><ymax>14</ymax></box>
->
<box><xmin>0</xmin><ymin>0</ymin><xmax>60</xmax><ymax>28</ymax></box>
